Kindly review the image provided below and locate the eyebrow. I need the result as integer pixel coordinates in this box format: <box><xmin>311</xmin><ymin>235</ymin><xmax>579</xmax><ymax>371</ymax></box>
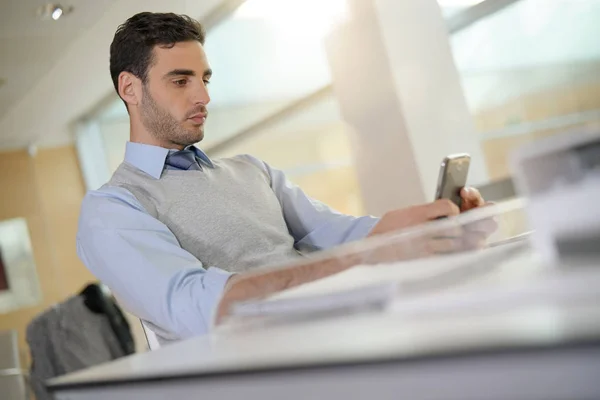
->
<box><xmin>164</xmin><ymin>68</ymin><xmax>212</xmax><ymax>79</ymax></box>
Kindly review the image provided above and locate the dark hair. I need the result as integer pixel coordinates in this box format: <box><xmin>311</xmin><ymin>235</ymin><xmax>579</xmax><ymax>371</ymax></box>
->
<box><xmin>110</xmin><ymin>12</ymin><xmax>205</xmax><ymax>97</ymax></box>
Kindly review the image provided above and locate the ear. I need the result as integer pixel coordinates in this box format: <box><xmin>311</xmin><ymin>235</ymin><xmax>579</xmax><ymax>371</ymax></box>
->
<box><xmin>118</xmin><ymin>72</ymin><xmax>142</xmax><ymax>107</ymax></box>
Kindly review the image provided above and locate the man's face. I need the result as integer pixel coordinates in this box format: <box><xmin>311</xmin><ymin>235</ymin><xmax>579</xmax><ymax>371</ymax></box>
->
<box><xmin>139</xmin><ymin>41</ymin><xmax>212</xmax><ymax>148</ymax></box>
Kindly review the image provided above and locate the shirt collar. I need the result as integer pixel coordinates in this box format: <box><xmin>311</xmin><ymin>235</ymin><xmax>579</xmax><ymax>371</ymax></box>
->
<box><xmin>124</xmin><ymin>142</ymin><xmax>214</xmax><ymax>179</ymax></box>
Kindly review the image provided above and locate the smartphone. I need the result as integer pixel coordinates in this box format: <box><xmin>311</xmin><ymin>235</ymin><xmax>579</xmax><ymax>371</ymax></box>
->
<box><xmin>435</xmin><ymin>153</ymin><xmax>471</xmax><ymax>209</ymax></box>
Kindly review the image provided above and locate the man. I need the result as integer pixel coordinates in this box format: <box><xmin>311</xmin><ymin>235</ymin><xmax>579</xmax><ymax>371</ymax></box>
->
<box><xmin>77</xmin><ymin>12</ymin><xmax>489</xmax><ymax>345</ymax></box>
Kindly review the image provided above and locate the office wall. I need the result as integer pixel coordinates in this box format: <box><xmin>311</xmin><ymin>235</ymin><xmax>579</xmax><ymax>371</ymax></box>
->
<box><xmin>0</xmin><ymin>146</ymin><xmax>148</xmax><ymax>367</ymax></box>
<box><xmin>0</xmin><ymin>146</ymin><xmax>93</xmax><ymax>365</ymax></box>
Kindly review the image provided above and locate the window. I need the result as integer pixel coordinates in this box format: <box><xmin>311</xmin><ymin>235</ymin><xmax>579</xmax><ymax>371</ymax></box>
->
<box><xmin>451</xmin><ymin>0</ymin><xmax>600</xmax><ymax>179</ymax></box>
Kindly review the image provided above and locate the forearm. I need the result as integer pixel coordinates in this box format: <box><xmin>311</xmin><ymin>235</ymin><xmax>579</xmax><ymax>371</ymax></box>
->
<box><xmin>215</xmin><ymin>220</ymin><xmax>494</xmax><ymax>323</ymax></box>
<box><xmin>215</xmin><ymin>236</ymin><xmax>425</xmax><ymax>322</ymax></box>
<box><xmin>216</xmin><ymin>251</ymin><xmax>363</xmax><ymax>323</ymax></box>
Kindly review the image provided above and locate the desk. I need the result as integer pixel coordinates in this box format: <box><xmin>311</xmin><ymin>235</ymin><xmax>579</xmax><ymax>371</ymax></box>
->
<box><xmin>48</xmin><ymin>244</ymin><xmax>600</xmax><ymax>400</ymax></box>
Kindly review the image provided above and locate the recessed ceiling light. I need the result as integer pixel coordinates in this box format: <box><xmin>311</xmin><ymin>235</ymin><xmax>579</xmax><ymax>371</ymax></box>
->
<box><xmin>37</xmin><ymin>3</ymin><xmax>73</xmax><ymax>21</ymax></box>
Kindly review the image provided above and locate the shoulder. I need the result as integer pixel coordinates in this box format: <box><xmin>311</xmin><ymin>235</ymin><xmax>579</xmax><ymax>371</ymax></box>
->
<box><xmin>218</xmin><ymin>154</ymin><xmax>272</xmax><ymax>180</ymax></box>
<box><xmin>109</xmin><ymin>161</ymin><xmax>154</xmax><ymax>183</ymax></box>
<box><xmin>79</xmin><ymin>185</ymin><xmax>147</xmax><ymax>230</ymax></box>
<box><xmin>105</xmin><ymin>162</ymin><xmax>161</xmax><ymax>216</ymax></box>
<box><xmin>222</xmin><ymin>154</ymin><xmax>267</xmax><ymax>169</ymax></box>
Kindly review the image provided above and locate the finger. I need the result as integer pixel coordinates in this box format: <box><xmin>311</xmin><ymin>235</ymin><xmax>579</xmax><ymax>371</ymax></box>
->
<box><xmin>426</xmin><ymin>237</ymin><xmax>462</xmax><ymax>254</ymax></box>
<box><xmin>430</xmin><ymin>218</ymin><xmax>464</xmax><ymax>238</ymax></box>
<box><xmin>466</xmin><ymin>215</ymin><xmax>498</xmax><ymax>234</ymax></box>
<box><xmin>463</xmin><ymin>202</ymin><xmax>499</xmax><ymax>235</ymax></box>
<box><xmin>461</xmin><ymin>187</ymin><xmax>483</xmax><ymax>204</ymax></box>
<box><xmin>428</xmin><ymin>199</ymin><xmax>460</xmax><ymax>219</ymax></box>
<box><xmin>460</xmin><ymin>187</ymin><xmax>484</xmax><ymax>211</ymax></box>
<box><xmin>461</xmin><ymin>231</ymin><xmax>489</xmax><ymax>251</ymax></box>
<box><xmin>460</xmin><ymin>187</ymin><xmax>480</xmax><ymax>211</ymax></box>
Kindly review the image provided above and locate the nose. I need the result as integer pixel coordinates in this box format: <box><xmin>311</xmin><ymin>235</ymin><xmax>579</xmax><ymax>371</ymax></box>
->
<box><xmin>192</xmin><ymin>80</ymin><xmax>210</xmax><ymax>106</ymax></box>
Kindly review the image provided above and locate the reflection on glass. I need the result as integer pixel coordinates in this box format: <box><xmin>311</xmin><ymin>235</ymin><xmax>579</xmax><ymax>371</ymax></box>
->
<box><xmin>451</xmin><ymin>0</ymin><xmax>600</xmax><ymax>179</ymax></box>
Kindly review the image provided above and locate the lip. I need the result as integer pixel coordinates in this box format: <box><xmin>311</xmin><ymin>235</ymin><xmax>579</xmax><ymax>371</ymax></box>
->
<box><xmin>188</xmin><ymin>114</ymin><xmax>207</xmax><ymax>124</ymax></box>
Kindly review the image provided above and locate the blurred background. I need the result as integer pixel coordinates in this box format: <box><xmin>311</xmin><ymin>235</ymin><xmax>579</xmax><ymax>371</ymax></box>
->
<box><xmin>0</xmin><ymin>0</ymin><xmax>599</xmax><ymax>397</ymax></box>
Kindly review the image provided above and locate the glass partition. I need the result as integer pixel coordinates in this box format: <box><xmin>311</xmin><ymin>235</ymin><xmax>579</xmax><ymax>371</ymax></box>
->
<box><xmin>451</xmin><ymin>0</ymin><xmax>600</xmax><ymax>179</ymax></box>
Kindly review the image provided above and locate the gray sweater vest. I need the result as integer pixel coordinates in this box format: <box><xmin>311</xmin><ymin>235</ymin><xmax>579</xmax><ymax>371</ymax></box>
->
<box><xmin>108</xmin><ymin>154</ymin><xmax>302</xmax><ymax>273</ymax></box>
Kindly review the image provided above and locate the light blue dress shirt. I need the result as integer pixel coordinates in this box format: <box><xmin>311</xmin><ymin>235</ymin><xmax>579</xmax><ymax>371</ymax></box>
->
<box><xmin>77</xmin><ymin>142</ymin><xmax>379</xmax><ymax>339</ymax></box>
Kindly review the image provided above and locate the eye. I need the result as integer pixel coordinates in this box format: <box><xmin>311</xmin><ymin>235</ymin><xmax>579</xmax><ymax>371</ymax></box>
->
<box><xmin>173</xmin><ymin>79</ymin><xmax>188</xmax><ymax>87</ymax></box>
<box><xmin>203</xmin><ymin>79</ymin><xmax>211</xmax><ymax>85</ymax></box>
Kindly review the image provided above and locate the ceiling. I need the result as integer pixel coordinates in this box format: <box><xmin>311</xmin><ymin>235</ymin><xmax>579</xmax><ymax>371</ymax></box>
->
<box><xmin>0</xmin><ymin>0</ymin><xmax>118</xmax><ymax>121</ymax></box>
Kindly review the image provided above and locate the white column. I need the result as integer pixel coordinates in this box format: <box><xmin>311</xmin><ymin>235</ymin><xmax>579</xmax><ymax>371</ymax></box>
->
<box><xmin>325</xmin><ymin>0</ymin><xmax>488</xmax><ymax>216</ymax></box>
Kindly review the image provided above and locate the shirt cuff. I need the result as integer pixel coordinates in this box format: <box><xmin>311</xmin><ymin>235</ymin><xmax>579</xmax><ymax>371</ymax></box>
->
<box><xmin>345</xmin><ymin>216</ymin><xmax>381</xmax><ymax>242</ymax></box>
<box><xmin>364</xmin><ymin>217</ymin><xmax>381</xmax><ymax>237</ymax></box>
<box><xmin>202</xmin><ymin>267</ymin><xmax>234</xmax><ymax>331</ymax></box>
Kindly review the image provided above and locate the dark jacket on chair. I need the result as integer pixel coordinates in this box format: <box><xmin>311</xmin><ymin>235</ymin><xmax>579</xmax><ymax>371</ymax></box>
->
<box><xmin>26</xmin><ymin>284</ymin><xmax>134</xmax><ymax>400</ymax></box>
